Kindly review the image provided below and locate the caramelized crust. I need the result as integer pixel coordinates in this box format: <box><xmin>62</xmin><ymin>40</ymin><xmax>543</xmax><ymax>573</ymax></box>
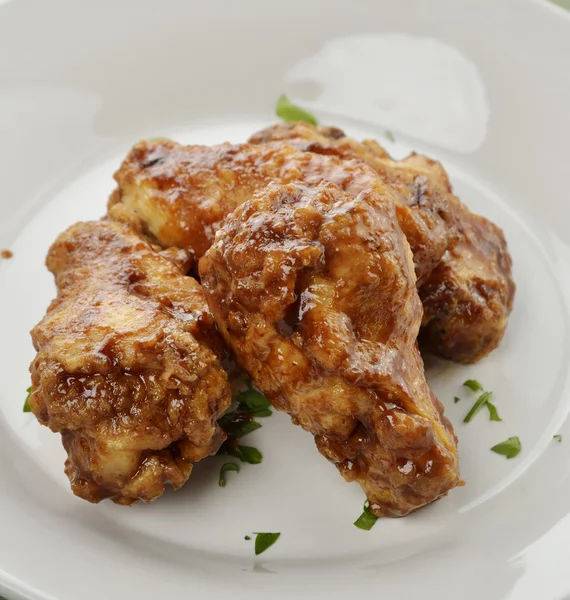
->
<box><xmin>418</xmin><ymin>203</ymin><xmax>515</xmax><ymax>362</ymax></box>
<box><xmin>249</xmin><ymin>122</ymin><xmax>515</xmax><ymax>363</ymax></box>
<box><xmin>249</xmin><ymin>123</ymin><xmax>457</xmax><ymax>285</ymax></box>
<box><xmin>111</xmin><ymin>138</ymin><xmax>448</xmax><ymax>285</ymax></box>
<box><xmin>28</xmin><ymin>118</ymin><xmax>513</xmax><ymax>511</ymax></box>
<box><xmin>30</xmin><ymin>220</ymin><xmax>231</xmax><ymax>504</ymax></box>
<box><xmin>199</xmin><ymin>182</ymin><xmax>460</xmax><ymax>517</ymax></box>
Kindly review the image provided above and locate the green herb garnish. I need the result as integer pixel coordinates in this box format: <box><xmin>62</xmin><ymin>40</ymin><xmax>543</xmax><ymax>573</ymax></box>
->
<box><xmin>490</xmin><ymin>436</ymin><xmax>521</xmax><ymax>459</ymax></box>
<box><xmin>454</xmin><ymin>396</ymin><xmax>461</xmax><ymax>404</ymax></box>
<box><xmin>216</xmin><ymin>382</ymin><xmax>268</xmax><ymax>474</ymax></box>
<box><xmin>486</xmin><ymin>400</ymin><xmax>502</xmax><ymax>422</ymax></box>
<box><xmin>553</xmin><ymin>434</ymin><xmax>563</xmax><ymax>442</ymax></box>
<box><xmin>254</xmin><ymin>532</ymin><xmax>281</xmax><ymax>555</ymax></box>
<box><xmin>23</xmin><ymin>386</ymin><xmax>32</xmax><ymax>413</ymax></box>
<box><xmin>353</xmin><ymin>501</ymin><xmax>378</xmax><ymax>531</ymax></box>
<box><xmin>219</xmin><ymin>462</ymin><xmax>240</xmax><ymax>487</ymax></box>
<box><xmin>237</xmin><ymin>404</ymin><xmax>272</xmax><ymax>417</ymax></box>
<box><xmin>219</xmin><ymin>386</ymin><xmax>271</xmax><ymax>434</ymax></box>
<box><xmin>276</xmin><ymin>95</ymin><xmax>317</xmax><ymax>125</ymax></box>
<box><xmin>233</xmin><ymin>445</ymin><xmax>263</xmax><ymax>464</ymax></box>
<box><xmin>244</xmin><ymin>535</ymin><xmax>251</xmax><ymax>541</ymax></box>
<box><xmin>218</xmin><ymin>416</ymin><xmax>261</xmax><ymax>438</ymax></box>
<box><xmin>240</xmin><ymin>407</ymin><xmax>272</xmax><ymax>417</ymax></box>
<box><xmin>463</xmin><ymin>391</ymin><xmax>493</xmax><ymax>423</ymax></box>
<box><xmin>385</xmin><ymin>130</ymin><xmax>395</xmax><ymax>142</ymax></box>
<box><xmin>220</xmin><ymin>443</ymin><xmax>263</xmax><ymax>464</ymax></box>
<box><xmin>236</xmin><ymin>388</ymin><xmax>272</xmax><ymax>417</ymax></box>
<box><xmin>463</xmin><ymin>379</ymin><xmax>484</xmax><ymax>392</ymax></box>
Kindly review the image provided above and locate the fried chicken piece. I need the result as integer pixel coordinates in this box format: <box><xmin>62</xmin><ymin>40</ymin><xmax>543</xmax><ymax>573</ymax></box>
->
<box><xmin>249</xmin><ymin>122</ymin><xmax>515</xmax><ymax>363</ymax></box>
<box><xmin>110</xmin><ymin>138</ymin><xmax>449</xmax><ymax>285</ymax></box>
<box><xmin>411</xmin><ymin>164</ymin><xmax>515</xmax><ymax>362</ymax></box>
<box><xmin>199</xmin><ymin>181</ymin><xmax>460</xmax><ymax>517</ymax></box>
<box><xmin>29</xmin><ymin>220</ymin><xmax>231</xmax><ymax>504</ymax></box>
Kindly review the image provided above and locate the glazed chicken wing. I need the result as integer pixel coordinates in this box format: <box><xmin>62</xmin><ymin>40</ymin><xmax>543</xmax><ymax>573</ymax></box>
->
<box><xmin>249</xmin><ymin>122</ymin><xmax>515</xmax><ymax>363</ymax></box>
<box><xmin>199</xmin><ymin>181</ymin><xmax>460</xmax><ymax>517</ymax></box>
<box><xmin>110</xmin><ymin>138</ymin><xmax>449</xmax><ymax>285</ymax></box>
<box><xmin>29</xmin><ymin>220</ymin><xmax>231</xmax><ymax>504</ymax></box>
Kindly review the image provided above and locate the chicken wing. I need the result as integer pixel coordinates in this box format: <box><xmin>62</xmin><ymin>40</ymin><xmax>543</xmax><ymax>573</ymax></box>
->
<box><xmin>110</xmin><ymin>138</ymin><xmax>449</xmax><ymax>285</ymax></box>
<box><xmin>29</xmin><ymin>220</ymin><xmax>231</xmax><ymax>504</ymax></box>
<box><xmin>248</xmin><ymin>123</ymin><xmax>515</xmax><ymax>363</ymax></box>
<box><xmin>199</xmin><ymin>181</ymin><xmax>460</xmax><ymax>517</ymax></box>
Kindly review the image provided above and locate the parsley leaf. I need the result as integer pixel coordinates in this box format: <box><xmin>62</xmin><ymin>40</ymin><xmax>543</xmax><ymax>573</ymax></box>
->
<box><xmin>491</xmin><ymin>436</ymin><xmax>521</xmax><ymax>459</ymax></box>
<box><xmin>23</xmin><ymin>386</ymin><xmax>32</xmax><ymax>413</ymax></box>
<box><xmin>353</xmin><ymin>501</ymin><xmax>378</xmax><ymax>531</ymax></box>
<box><xmin>463</xmin><ymin>391</ymin><xmax>493</xmax><ymax>423</ymax></box>
<box><xmin>219</xmin><ymin>417</ymin><xmax>261</xmax><ymax>438</ymax></box>
<box><xmin>463</xmin><ymin>379</ymin><xmax>484</xmax><ymax>392</ymax></box>
<box><xmin>276</xmin><ymin>95</ymin><xmax>317</xmax><ymax>125</ymax></box>
<box><xmin>553</xmin><ymin>434</ymin><xmax>563</xmax><ymax>442</ymax></box>
<box><xmin>486</xmin><ymin>400</ymin><xmax>502</xmax><ymax>422</ymax></box>
<box><xmin>244</xmin><ymin>535</ymin><xmax>251</xmax><ymax>541</ymax></box>
<box><xmin>219</xmin><ymin>443</ymin><xmax>263</xmax><ymax>464</ymax></box>
<box><xmin>454</xmin><ymin>396</ymin><xmax>461</xmax><ymax>404</ymax></box>
<box><xmin>241</xmin><ymin>407</ymin><xmax>272</xmax><ymax>417</ymax></box>
<box><xmin>216</xmin><ymin>381</ymin><xmax>268</xmax><ymax>471</ymax></box>
<box><xmin>236</xmin><ymin>388</ymin><xmax>272</xmax><ymax>417</ymax></box>
<box><xmin>254</xmin><ymin>532</ymin><xmax>281</xmax><ymax>555</ymax></box>
<box><xmin>219</xmin><ymin>462</ymin><xmax>239</xmax><ymax>487</ymax></box>
<box><xmin>234</xmin><ymin>445</ymin><xmax>263</xmax><ymax>464</ymax></box>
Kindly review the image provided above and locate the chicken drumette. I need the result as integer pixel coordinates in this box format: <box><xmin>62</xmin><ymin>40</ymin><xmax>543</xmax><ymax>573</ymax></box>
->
<box><xmin>248</xmin><ymin>122</ymin><xmax>515</xmax><ymax>363</ymax></box>
<box><xmin>29</xmin><ymin>219</ymin><xmax>231</xmax><ymax>504</ymax></box>
<box><xmin>199</xmin><ymin>181</ymin><xmax>460</xmax><ymax>517</ymax></box>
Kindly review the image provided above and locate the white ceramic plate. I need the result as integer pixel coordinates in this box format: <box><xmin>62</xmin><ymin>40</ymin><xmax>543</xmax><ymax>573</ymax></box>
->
<box><xmin>2</xmin><ymin>1</ymin><xmax>570</xmax><ymax>599</ymax></box>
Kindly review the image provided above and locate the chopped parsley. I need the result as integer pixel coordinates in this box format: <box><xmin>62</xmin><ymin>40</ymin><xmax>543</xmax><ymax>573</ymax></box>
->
<box><xmin>461</xmin><ymin>380</ymin><xmax>501</xmax><ymax>423</ymax></box>
<box><xmin>353</xmin><ymin>501</ymin><xmax>378</xmax><ymax>531</ymax></box>
<box><xmin>23</xmin><ymin>386</ymin><xmax>32</xmax><ymax>413</ymax></box>
<box><xmin>454</xmin><ymin>396</ymin><xmax>461</xmax><ymax>404</ymax></box>
<box><xmin>485</xmin><ymin>400</ymin><xmax>502</xmax><ymax>422</ymax></box>
<box><xmin>385</xmin><ymin>130</ymin><xmax>395</xmax><ymax>142</ymax></box>
<box><xmin>219</xmin><ymin>462</ymin><xmax>240</xmax><ymax>487</ymax></box>
<box><xmin>244</xmin><ymin>535</ymin><xmax>251</xmax><ymax>541</ymax></box>
<box><xmin>463</xmin><ymin>379</ymin><xmax>484</xmax><ymax>392</ymax></box>
<box><xmin>242</xmin><ymin>406</ymin><xmax>272</xmax><ymax>418</ymax></box>
<box><xmin>254</xmin><ymin>532</ymin><xmax>281</xmax><ymax>555</ymax></box>
<box><xmin>490</xmin><ymin>436</ymin><xmax>521</xmax><ymax>459</ymax></box>
<box><xmin>553</xmin><ymin>434</ymin><xmax>563</xmax><ymax>443</ymax></box>
<box><xmin>219</xmin><ymin>443</ymin><xmax>263</xmax><ymax>464</ymax></box>
<box><xmin>463</xmin><ymin>391</ymin><xmax>493</xmax><ymax>423</ymax></box>
<box><xmin>218</xmin><ymin>416</ymin><xmax>262</xmax><ymax>438</ymax></box>
<box><xmin>276</xmin><ymin>95</ymin><xmax>318</xmax><ymax>125</ymax></box>
<box><xmin>215</xmin><ymin>382</ymin><xmax>269</xmax><ymax>482</ymax></box>
<box><xmin>218</xmin><ymin>385</ymin><xmax>270</xmax><ymax>438</ymax></box>
<box><xmin>236</xmin><ymin>388</ymin><xmax>272</xmax><ymax>417</ymax></box>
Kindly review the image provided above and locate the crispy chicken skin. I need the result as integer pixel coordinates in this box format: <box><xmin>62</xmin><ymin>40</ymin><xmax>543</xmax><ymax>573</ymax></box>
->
<box><xmin>418</xmin><ymin>207</ymin><xmax>515</xmax><ymax>362</ymax></box>
<box><xmin>249</xmin><ymin>122</ymin><xmax>515</xmax><ymax>363</ymax></box>
<box><xmin>199</xmin><ymin>182</ymin><xmax>460</xmax><ymax>517</ymax></box>
<box><xmin>111</xmin><ymin>138</ymin><xmax>449</xmax><ymax>285</ymax></box>
<box><xmin>29</xmin><ymin>220</ymin><xmax>231</xmax><ymax>504</ymax></box>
